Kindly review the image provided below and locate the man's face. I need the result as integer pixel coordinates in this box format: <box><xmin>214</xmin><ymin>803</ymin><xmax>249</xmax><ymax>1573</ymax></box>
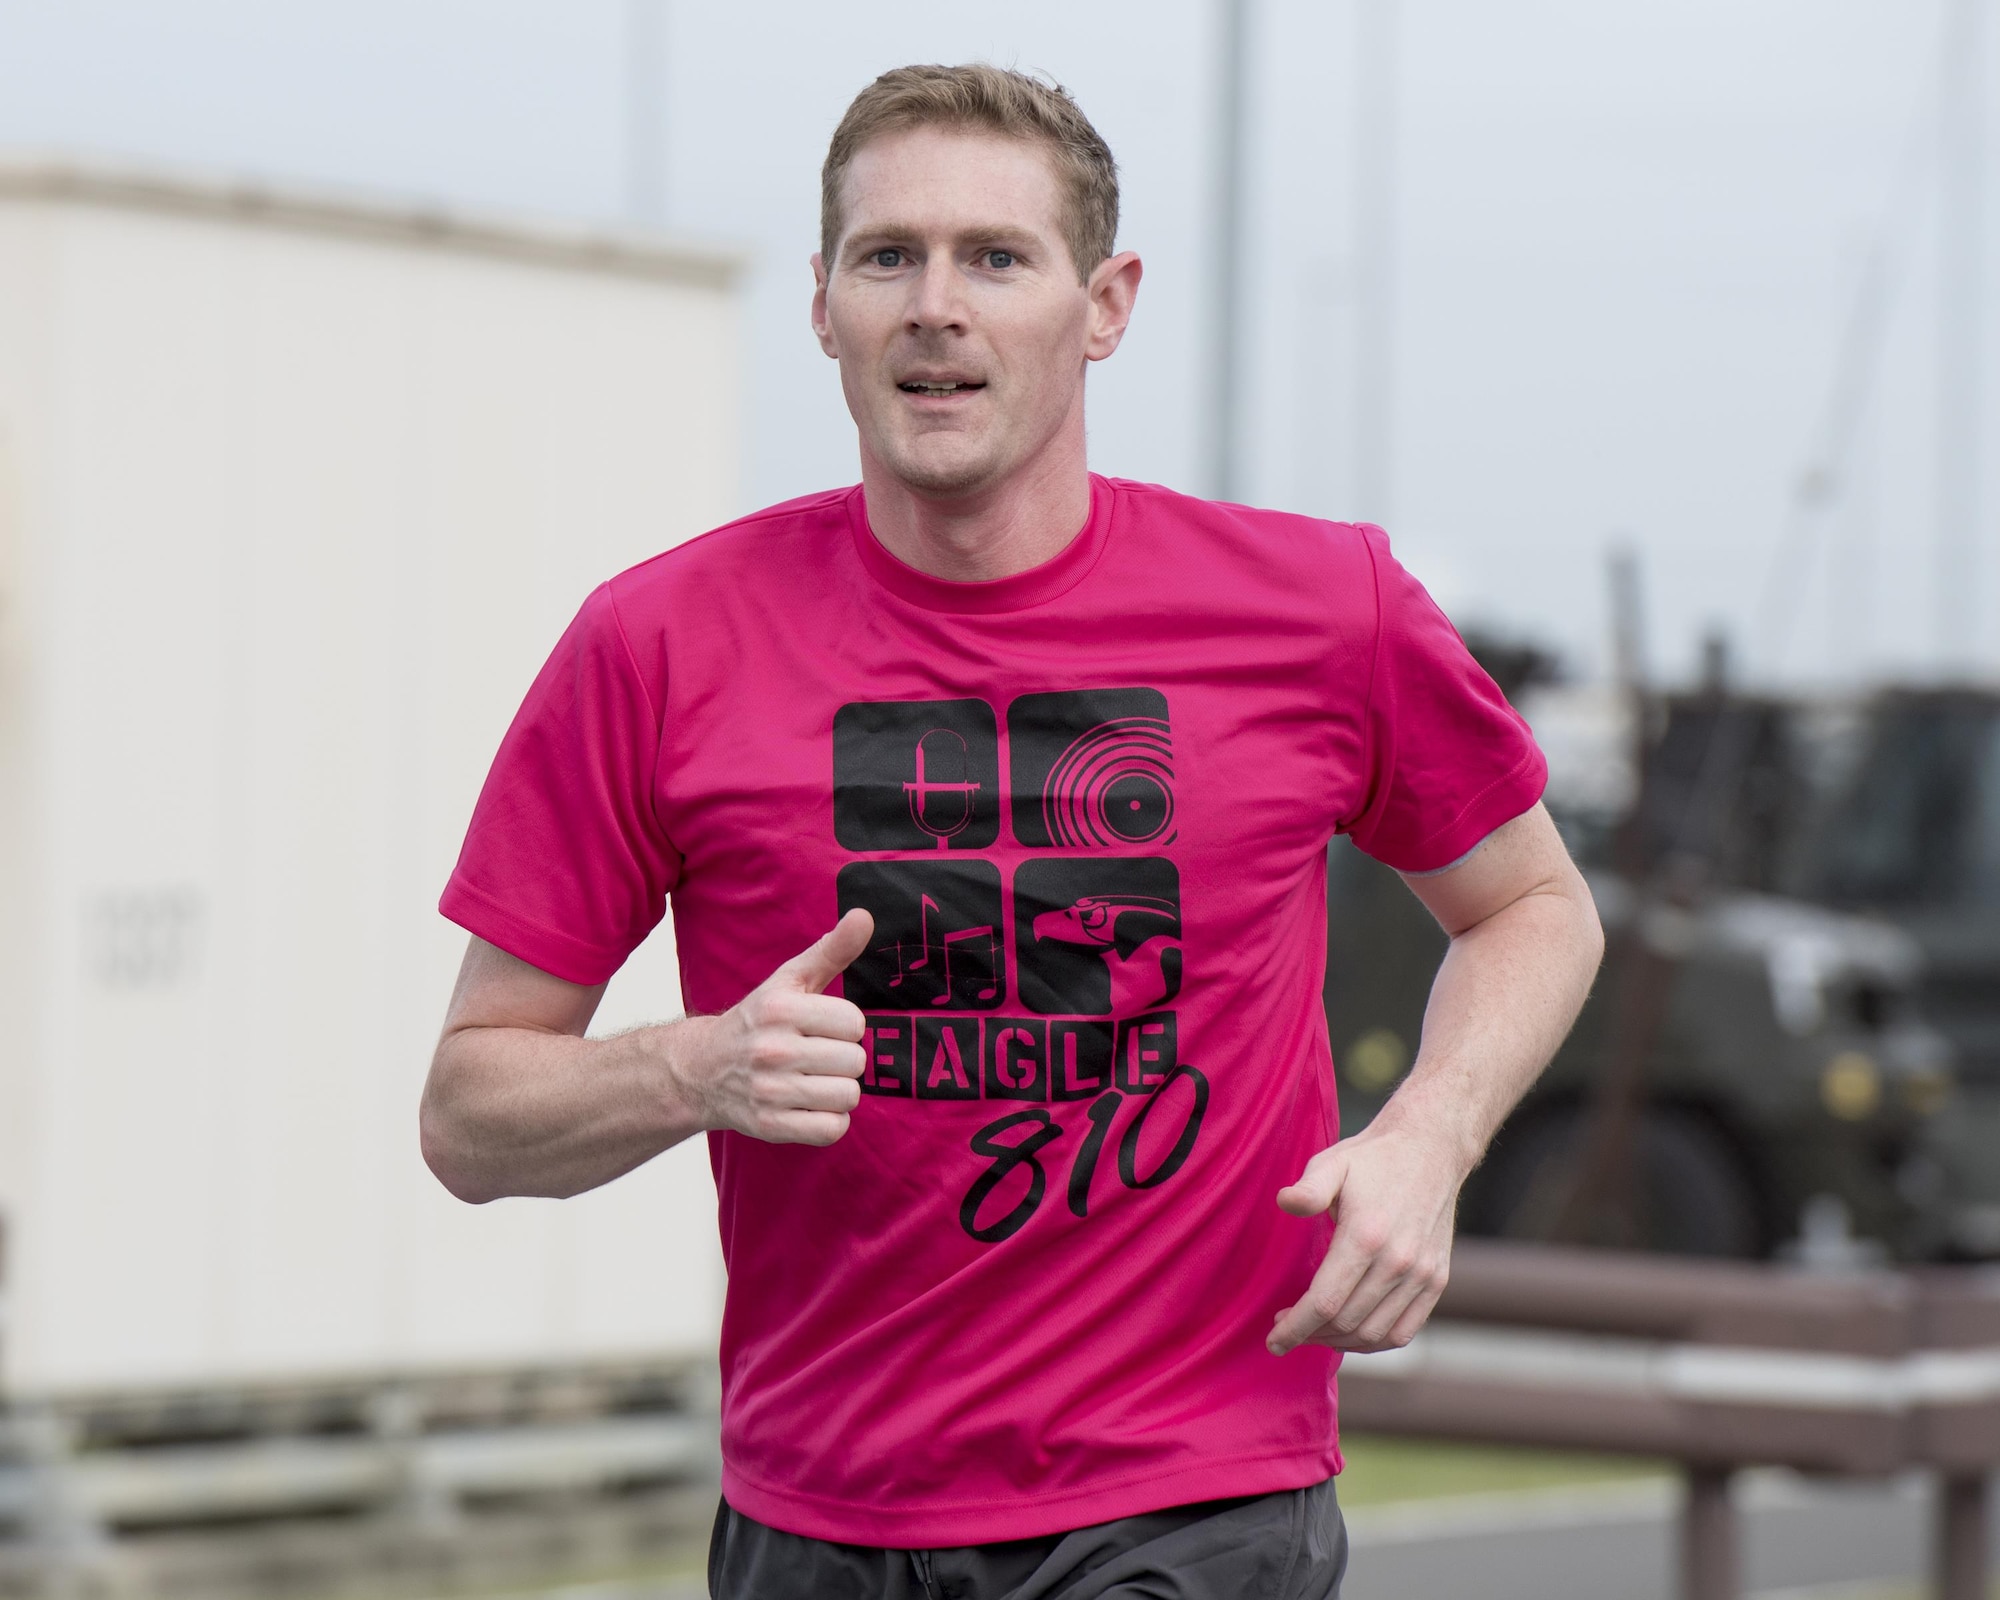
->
<box><xmin>812</xmin><ymin>128</ymin><xmax>1137</xmax><ymax>501</ymax></box>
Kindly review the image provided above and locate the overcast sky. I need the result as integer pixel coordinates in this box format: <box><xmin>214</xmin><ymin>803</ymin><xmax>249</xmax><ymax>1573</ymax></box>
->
<box><xmin>1</xmin><ymin>0</ymin><xmax>1992</xmax><ymax>686</ymax></box>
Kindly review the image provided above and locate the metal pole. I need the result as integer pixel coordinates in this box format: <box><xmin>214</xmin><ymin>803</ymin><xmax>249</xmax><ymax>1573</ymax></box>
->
<box><xmin>1936</xmin><ymin>0</ymin><xmax>1984</xmax><ymax>671</ymax></box>
<box><xmin>1352</xmin><ymin>0</ymin><xmax>1398</xmax><ymax>526</ymax></box>
<box><xmin>1932</xmin><ymin>1472</ymin><xmax>1990</xmax><ymax>1600</ymax></box>
<box><xmin>625</xmin><ymin>0</ymin><xmax>668</xmax><ymax>228</ymax></box>
<box><xmin>1680</xmin><ymin>1465</ymin><xmax>1740</xmax><ymax>1600</ymax></box>
<box><xmin>1206</xmin><ymin>0</ymin><xmax>1251</xmax><ymax>502</ymax></box>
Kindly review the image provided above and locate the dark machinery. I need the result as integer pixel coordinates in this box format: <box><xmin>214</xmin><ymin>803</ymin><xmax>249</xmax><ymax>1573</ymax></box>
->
<box><xmin>1324</xmin><ymin>683</ymin><xmax>1961</xmax><ymax>1261</ymax></box>
<box><xmin>1782</xmin><ymin>687</ymin><xmax>2000</xmax><ymax>1258</ymax></box>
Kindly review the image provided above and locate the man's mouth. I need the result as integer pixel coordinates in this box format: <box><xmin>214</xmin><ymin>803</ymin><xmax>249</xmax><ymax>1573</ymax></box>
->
<box><xmin>897</xmin><ymin>379</ymin><xmax>985</xmax><ymax>396</ymax></box>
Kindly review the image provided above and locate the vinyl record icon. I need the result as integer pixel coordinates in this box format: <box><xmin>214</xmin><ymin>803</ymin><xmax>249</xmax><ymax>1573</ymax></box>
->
<box><xmin>1007</xmin><ymin>688</ymin><xmax>1176</xmax><ymax>849</ymax></box>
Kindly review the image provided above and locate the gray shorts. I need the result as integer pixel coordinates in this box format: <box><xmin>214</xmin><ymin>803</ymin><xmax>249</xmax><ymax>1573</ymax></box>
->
<box><xmin>707</xmin><ymin>1477</ymin><xmax>1346</xmax><ymax>1600</ymax></box>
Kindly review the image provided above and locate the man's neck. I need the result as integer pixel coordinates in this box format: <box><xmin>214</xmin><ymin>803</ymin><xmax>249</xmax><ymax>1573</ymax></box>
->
<box><xmin>858</xmin><ymin>430</ymin><xmax>1092</xmax><ymax>584</ymax></box>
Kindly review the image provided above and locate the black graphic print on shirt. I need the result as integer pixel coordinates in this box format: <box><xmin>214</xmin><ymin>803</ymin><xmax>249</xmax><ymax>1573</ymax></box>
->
<box><xmin>833</xmin><ymin>698</ymin><xmax>1001</xmax><ymax>852</ymax></box>
<box><xmin>830</xmin><ymin>689</ymin><xmax>1208</xmax><ymax>1242</ymax></box>
<box><xmin>836</xmin><ymin>860</ymin><xmax>1006</xmax><ymax>1013</ymax></box>
<box><xmin>831</xmin><ymin>689</ymin><xmax>1191</xmax><ymax>1092</ymax></box>
<box><xmin>1012</xmin><ymin>857</ymin><xmax>1182</xmax><ymax>1016</ymax></box>
<box><xmin>1007</xmin><ymin>688</ymin><xmax>1176</xmax><ymax>848</ymax></box>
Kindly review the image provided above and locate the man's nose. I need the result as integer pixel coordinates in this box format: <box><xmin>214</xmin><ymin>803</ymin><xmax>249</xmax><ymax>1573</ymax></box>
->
<box><xmin>906</xmin><ymin>257</ymin><xmax>969</xmax><ymax>332</ymax></box>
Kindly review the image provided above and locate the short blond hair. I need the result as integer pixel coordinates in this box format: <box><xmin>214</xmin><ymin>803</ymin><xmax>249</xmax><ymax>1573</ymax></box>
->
<box><xmin>821</xmin><ymin>64</ymin><xmax>1119</xmax><ymax>282</ymax></box>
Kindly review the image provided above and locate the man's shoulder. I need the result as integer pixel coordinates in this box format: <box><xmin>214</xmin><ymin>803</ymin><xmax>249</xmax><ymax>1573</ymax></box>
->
<box><xmin>1103</xmin><ymin>477</ymin><xmax>1385</xmax><ymax>576</ymax></box>
<box><xmin>605</xmin><ymin>485</ymin><xmax>859</xmax><ymax>605</ymax></box>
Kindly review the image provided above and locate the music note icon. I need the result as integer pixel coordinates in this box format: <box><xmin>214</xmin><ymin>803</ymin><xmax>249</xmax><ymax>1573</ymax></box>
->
<box><xmin>836</xmin><ymin>860</ymin><xmax>1006</xmax><ymax>1013</ymax></box>
<box><xmin>884</xmin><ymin>893</ymin><xmax>1001</xmax><ymax>1007</ymax></box>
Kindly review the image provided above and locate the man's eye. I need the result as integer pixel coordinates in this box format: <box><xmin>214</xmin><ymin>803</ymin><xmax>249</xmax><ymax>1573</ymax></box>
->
<box><xmin>870</xmin><ymin>248</ymin><xmax>904</xmax><ymax>268</ymax></box>
<box><xmin>985</xmin><ymin>250</ymin><xmax>1016</xmax><ymax>270</ymax></box>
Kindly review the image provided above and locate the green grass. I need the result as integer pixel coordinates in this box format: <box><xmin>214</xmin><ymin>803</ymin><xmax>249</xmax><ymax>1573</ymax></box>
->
<box><xmin>1334</xmin><ymin>1432</ymin><xmax>1671</xmax><ymax>1507</ymax></box>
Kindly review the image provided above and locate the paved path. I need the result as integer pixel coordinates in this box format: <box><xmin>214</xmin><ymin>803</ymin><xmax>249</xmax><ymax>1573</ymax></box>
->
<box><xmin>1343</xmin><ymin>1471</ymin><xmax>1999</xmax><ymax>1600</ymax></box>
<box><xmin>458</xmin><ymin>1474</ymin><xmax>1996</xmax><ymax>1600</ymax></box>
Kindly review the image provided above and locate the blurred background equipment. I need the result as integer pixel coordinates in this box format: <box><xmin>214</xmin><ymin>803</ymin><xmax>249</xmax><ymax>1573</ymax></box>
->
<box><xmin>0</xmin><ymin>156</ymin><xmax>736</xmax><ymax>1595</ymax></box>
<box><xmin>1321</xmin><ymin>0</ymin><xmax>2000</xmax><ymax>1275</ymax></box>
<box><xmin>1785</xmin><ymin>686</ymin><xmax>2000</xmax><ymax>1259</ymax></box>
<box><xmin>1326</xmin><ymin>635</ymin><xmax>1993</xmax><ymax>1265</ymax></box>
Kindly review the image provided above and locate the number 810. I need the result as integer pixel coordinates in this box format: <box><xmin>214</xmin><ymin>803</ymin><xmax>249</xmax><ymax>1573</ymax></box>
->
<box><xmin>958</xmin><ymin>1064</ymin><xmax>1211</xmax><ymax>1243</ymax></box>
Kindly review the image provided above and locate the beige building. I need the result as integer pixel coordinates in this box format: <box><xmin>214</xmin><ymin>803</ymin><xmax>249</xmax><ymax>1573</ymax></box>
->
<box><xmin>0</xmin><ymin>157</ymin><xmax>738</xmax><ymax>1397</ymax></box>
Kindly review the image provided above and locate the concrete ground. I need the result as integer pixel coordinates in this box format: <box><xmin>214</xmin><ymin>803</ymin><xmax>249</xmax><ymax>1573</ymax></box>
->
<box><xmin>449</xmin><ymin>1469</ymin><xmax>2000</xmax><ymax>1600</ymax></box>
<box><xmin>1343</xmin><ymin>1470</ymin><xmax>2000</xmax><ymax>1600</ymax></box>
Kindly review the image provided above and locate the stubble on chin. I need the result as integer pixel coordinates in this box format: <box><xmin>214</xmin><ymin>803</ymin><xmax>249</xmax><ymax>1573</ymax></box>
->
<box><xmin>876</xmin><ymin>431</ymin><xmax>1006</xmax><ymax>499</ymax></box>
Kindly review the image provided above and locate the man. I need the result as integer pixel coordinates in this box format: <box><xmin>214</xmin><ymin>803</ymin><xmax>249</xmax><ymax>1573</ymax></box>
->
<box><xmin>423</xmin><ymin>64</ymin><xmax>1602</xmax><ymax>1600</ymax></box>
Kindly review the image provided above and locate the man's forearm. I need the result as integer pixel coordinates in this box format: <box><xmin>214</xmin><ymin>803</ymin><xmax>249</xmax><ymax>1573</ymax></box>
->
<box><xmin>1269</xmin><ymin>807</ymin><xmax>1601</xmax><ymax>1355</ymax></box>
<box><xmin>421</xmin><ymin>918</ymin><xmax>873</xmax><ymax>1206</ymax></box>
<box><xmin>421</xmin><ymin>1019</ymin><xmax>711</xmax><ymax>1205</ymax></box>
<box><xmin>1369</xmin><ymin>878</ymin><xmax>1602</xmax><ymax>1174</ymax></box>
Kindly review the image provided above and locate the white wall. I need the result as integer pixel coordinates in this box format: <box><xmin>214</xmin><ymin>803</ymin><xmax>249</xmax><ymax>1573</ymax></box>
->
<box><xmin>0</xmin><ymin>182</ymin><xmax>735</xmax><ymax>1394</ymax></box>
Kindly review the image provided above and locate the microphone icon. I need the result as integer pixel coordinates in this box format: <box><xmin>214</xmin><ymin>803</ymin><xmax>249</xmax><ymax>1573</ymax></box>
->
<box><xmin>904</xmin><ymin>728</ymin><xmax>983</xmax><ymax>850</ymax></box>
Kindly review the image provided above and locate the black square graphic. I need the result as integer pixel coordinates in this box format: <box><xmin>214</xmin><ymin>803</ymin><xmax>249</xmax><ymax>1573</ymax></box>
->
<box><xmin>834</xmin><ymin>699</ymin><xmax>1000</xmax><ymax>852</ymax></box>
<box><xmin>1049</xmin><ymin>1019</ymin><xmax>1115</xmax><ymax>1100</ymax></box>
<box><xmin>1008</xmin><ymin>688</ymin><xmax>1174</xmax><ymax>849</ymax></box>
<box><xmin>915</xmin><ymin>1017</ymin><xmax>982</xmax><ymax>1099</ymax></box>
<box><xmin>837</xmin><ymin>861</ymin><xmax>1006</xmax><ymax>1012</ymax></box>
<box><xmin>860</xmin><ymin>1016</ymin><xmax>913</xmax><ymax>1097</ymax></box>
<box><xmin>1013</xmin><ymin>858</ymin><xmax>1182</xmax><ymax>1017</ymax></box>
<box><xmin>983</xmin><ymin>1019</ymin><xmax>1049</xmax><ymax>1101</ymax></box>
<box><xmin>1116</xmin><ymin>1011</ymin><xmax>1178</xmax><ymax>1092</ymax></box>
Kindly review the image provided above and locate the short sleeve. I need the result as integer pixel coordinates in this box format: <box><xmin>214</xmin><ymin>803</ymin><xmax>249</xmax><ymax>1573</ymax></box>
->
<box><xmin>439</xmin><ymin>584</ymin><xmax>682</xmax><ymax>984</ymax></box>
<box><xmin>1342</xmin><ymin>528</ymin><xmax>1548</xmax><ymax>873</ymax></box>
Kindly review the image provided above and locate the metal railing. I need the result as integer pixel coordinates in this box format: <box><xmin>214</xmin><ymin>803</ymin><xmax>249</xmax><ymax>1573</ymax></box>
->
<box><xmin>0</xmin><ymin>1357</ymin><xmax>719</xmax><ymax>1598</ymax></box>
<box><xmin>1340</xmin><ymin>1239</ymin><xmax>2000</xmax><ymax>1600</ymax></box>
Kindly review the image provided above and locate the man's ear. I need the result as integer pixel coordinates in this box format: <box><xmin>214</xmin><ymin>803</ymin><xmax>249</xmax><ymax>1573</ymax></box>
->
<box><xmin>1084</xmin><ymin>250</ymin><xmax>1144</xmax><ymax>363</ymax></box>
<box><xmin>810</xmin><ymin>252</ymin><xmax>839</xmax><ymax>359</ymax></box>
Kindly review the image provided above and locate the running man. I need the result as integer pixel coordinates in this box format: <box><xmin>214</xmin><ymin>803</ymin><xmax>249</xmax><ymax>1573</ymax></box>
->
<box><xmin>422</xmin><ymin>63</ymin><xmax>1603</xmax><ymax>1600</ymax></box>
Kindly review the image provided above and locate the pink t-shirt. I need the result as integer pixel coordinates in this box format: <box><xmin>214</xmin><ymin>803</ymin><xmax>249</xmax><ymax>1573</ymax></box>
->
<box><xmin>441</xmin><ymin>475</ymin><xmax>1546</xmax><ymax>1547</ymax></box>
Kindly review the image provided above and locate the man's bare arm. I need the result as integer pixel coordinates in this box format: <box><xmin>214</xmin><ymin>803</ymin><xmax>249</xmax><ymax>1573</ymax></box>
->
<box><xmin>1266</xmin><ymin>802</ymin><xmax>1603</xmax><ymax>1355</ymax></box>
<box><xmin>420</xmin><ymin>910</ymin><xmax>874</xmax><ymax>1205</ymax></box>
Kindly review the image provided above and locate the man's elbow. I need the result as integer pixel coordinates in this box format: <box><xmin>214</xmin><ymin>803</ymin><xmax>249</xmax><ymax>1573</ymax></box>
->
<box><xmin>418</xmin><ymin>1062</ymin><xmax>502</xmax><ymax>1206</ymax></box>
<box><xmin>1567</xmin><ymin>871</ymin><xmax>1606</xmax><ymax>972</ymax></box>
<box><xmin>420</xmin><ymin>1131</ymin><xmax>498</xmax><ymax>1207</ymax></box>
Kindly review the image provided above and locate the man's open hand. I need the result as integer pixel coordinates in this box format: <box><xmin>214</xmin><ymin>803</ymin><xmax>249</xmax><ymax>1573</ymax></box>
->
<box><xmin>1266</xmin><ymin>1122</ymin><xmax>1466</xmax><ymax>1355</ymax></box>
<box><xmin>669</xmin><ymin>909</ymin><xmax>874</xmax><ymax>1147</ymax></box>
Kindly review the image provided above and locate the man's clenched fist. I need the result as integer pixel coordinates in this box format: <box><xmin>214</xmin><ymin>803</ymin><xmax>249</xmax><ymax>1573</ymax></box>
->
<box><xmin>670</xmin><ymin>909</ymin><xmax>875</xmax><ymax>1146</ymax></box>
